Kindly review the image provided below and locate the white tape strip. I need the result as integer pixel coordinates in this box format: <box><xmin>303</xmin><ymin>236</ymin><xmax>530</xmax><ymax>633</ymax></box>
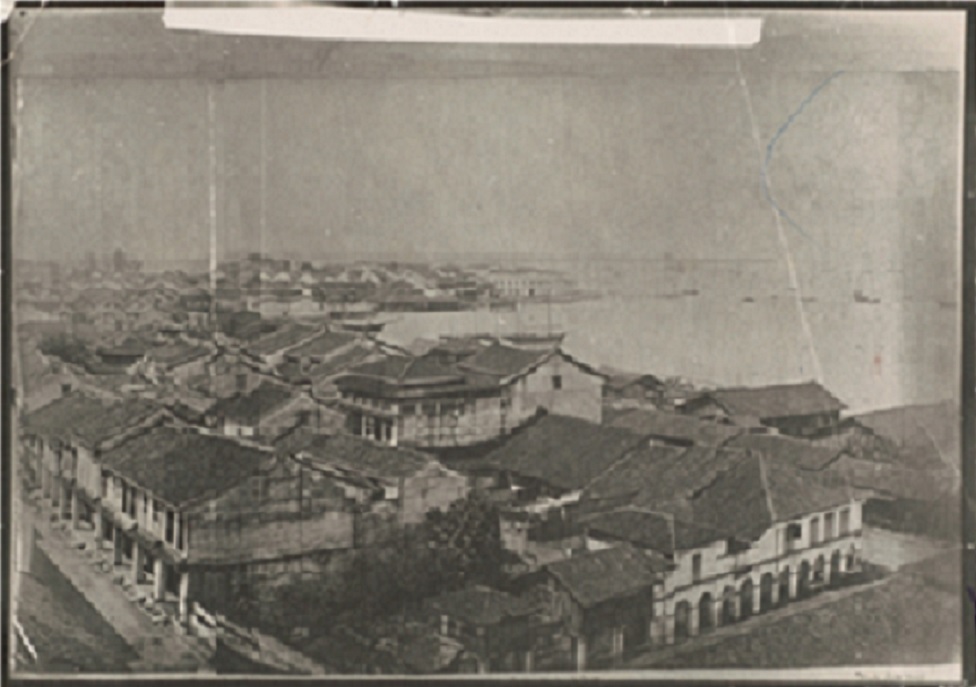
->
<box><xmin>163</xmin><ymin>5</ymin><xmax>763</xmax><ymax>47</ymax></box>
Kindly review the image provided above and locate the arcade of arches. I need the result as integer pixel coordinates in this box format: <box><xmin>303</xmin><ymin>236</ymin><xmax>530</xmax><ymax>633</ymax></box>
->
<box><xmin>656</xmin><ymin>546</ymin><xmax>858</xmax><ymax>645</ymax></box>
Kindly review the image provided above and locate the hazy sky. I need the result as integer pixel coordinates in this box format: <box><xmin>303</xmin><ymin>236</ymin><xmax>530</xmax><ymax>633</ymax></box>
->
<box><xmin>10</xmin><ymin>9</ymin><xmax>965</xmax><ymax>288</ymax></box>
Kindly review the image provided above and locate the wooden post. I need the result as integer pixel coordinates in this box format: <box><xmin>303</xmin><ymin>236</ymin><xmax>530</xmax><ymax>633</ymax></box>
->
<box><xmin>113</xmin><ymin>527</ymin><xmax>124</xmax><ymax>566</ymax></box>
<box><xmin>153</xmin><ymin>558</ymin><xmax>166</xmax><ymax>601</ymax></box>
<box><xmin>131</xmin><ymin>540</ymin><xmax>144</xmax><ymax>585</ymax></box>
<box><xmin>178</xmin><ymin>571</ymin><xmax>190</xmax><ymax>623</ymax></box>
<box><xmin>69</xmin><ymin>488</ymin><xmax>80</xmax><ymax>529</ymax></box>
<box><xmin>92</xmin><ymin>508</ymin><xmax>103</xmax><ymax>550</ymax></box>
<box><xmin>573</xmin><ymin>635</ymin><xmax>586</xmax><ymax>672</ymax></box>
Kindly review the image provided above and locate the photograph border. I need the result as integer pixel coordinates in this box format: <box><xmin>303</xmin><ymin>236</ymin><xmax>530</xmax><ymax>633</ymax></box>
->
<box><xmin>1</xmin><ymin>2</ymin><xmax>973</xmax><ymax>685</ymax></box>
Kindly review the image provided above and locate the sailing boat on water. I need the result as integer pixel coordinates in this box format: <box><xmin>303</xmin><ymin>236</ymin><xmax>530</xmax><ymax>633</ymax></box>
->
<box><xmin>853</xmin><ymin>271</ymin><xmax>881</xmax><ymax>305</ymax></box>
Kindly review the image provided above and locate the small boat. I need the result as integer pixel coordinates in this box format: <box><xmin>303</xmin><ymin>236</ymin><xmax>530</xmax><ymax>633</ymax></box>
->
<box><xmin>854</xmin><ymin>290</ymin><xmax>881</xmax><ymax>305</ymax></box>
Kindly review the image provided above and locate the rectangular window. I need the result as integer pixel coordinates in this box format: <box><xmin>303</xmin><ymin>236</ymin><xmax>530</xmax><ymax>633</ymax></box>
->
<box><xmin>810</xmin><ymin>516</ymin><xmax>820</xmax><ymax>545</ymax></box>
<box><xmin>552</xmin><ymin>375</ymin><xmax>563</xmax><ymax>390</ymax></box>
<box><xmin>786</xmin><ymin>522</ymin><xmax>802</xmax><ymax>550</ymax></box>
<box><xmin>177</xmin><ymin>514</ymin><xmax>185</xmax><ymax>550</ymax></box>
<box><xmin>165</xmin><ymin>510</ymin><xmax>175</xmax><ymax>543</ymax></box>
<box><xmin>824</xmin><ymin>512</ymin><xmax>835</xmax><ymax>541</ymax></box>
<box><xmin>121</xmin><ymin>484</ymin><xmax>129</xmax><ymax>513</ymax></box>
<box><xmin>839</xmin><ymin>507</ymin><xmax>850</xmax><ymax>536</ymax></box>
<box><xmin>152</xmin><ymin>499</ymin><xmax>161</xmax><ymax>526</ymax></box>
<box><xmin>692</xmin><ymin>553</ymin><xmax>702</xmax><ymax>582</ymax></box>
<box><xmin>402</xmin><ymin>404</ymin><xmax>415</xmax><ymax>415</ymax></box>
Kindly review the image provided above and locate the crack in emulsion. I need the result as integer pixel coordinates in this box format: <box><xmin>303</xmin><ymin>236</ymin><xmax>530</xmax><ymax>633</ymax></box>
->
<box><xmin>761</xmin><ymin>70</ymin><xmax>845</xmax><ymax>241</ymax></box>
<box><xmin>724</xmin><ymin>14</ymin><xmax>829</xmax><ymax>384</ymax></box>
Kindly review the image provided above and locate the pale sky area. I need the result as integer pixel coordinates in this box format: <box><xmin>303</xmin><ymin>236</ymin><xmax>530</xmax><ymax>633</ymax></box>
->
<box><xmin>7</xmin><ymin>9</ymin><xmax>966</xmax><ymax>409</ymax></box>
<box><xmin>9</xmin><ymin>10</ymin><xmax>964</xmax><ymax>295</ymax></box>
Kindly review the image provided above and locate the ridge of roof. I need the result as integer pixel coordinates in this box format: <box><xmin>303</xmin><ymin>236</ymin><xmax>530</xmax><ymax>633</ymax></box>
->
<box><xmin>756</xmin><ymin>451</ymin><xmax>778</xmax><ymax>523</ymax></box>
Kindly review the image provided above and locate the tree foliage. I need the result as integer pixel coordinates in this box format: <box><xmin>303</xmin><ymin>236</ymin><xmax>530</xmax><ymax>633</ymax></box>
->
<box><xmin>267</xmin><ymin>492</ymin><xmax>507</xmax><ymax>635</ymax></box>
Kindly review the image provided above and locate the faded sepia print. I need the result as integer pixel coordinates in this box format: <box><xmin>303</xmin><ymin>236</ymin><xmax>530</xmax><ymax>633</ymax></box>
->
<box><xmin>7</xmin><ymin>7</ymin><xmax>967</xmax><ymax>678</ymax></box>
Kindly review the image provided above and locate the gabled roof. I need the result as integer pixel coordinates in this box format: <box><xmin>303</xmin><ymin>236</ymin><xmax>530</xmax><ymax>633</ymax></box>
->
<box><xmin>604</xmin><ymin>373</ymin><xmax>664</xmax><ymax>392</ymax></box>
<box><xmin>584</xmin><ymin>444</ymin><xmax>721</xmax><ymax>514</ymax></box>
<box><xmin>245</xmin><ymin>323</ymin><xmax>319</xmax><ymax>356</ymax></box>
<box><xmin>481</xmin><ymin>414</ymin><xmax>646</xmax><ymax>492</ymax></box>
<box><xmin>209</xmin><ymin>383</ymin><xmax>296</xmax><ymax>425</ymax></box>
<box><xmin>586</xmin><ymin>443</ymin><xmax>853</xmax><ymax>543</ymax></box>
<box><xmin>459</xmin><ymin>342</ymin><xmax>552</xmax><ymax>378</ymax></box>
<box><xmin>424</xmin><ymin>587</ymin><xmax>536</xmax><ymax>626</ymax></box>
<box><xmin>545</xmin><ymin>545</ymin><xmax>666</xmax><ymax>609</ymax></box>
<box><xmin>343</xmin><ymin>354</ymin><xmax>465</xmax><ymax>385</ymax></box>
<box><xmin>23</xmin><ymin>393</ymin><xmax>163</xmax><ymax>448</ymax></box>
<box><xmin>854</xmin><ymin>402</ymin><xmax>958</xmax><ymax>469</ymax></box>
<box><xmin>69</xmin><ymin>399</ymin><xmax>165</xmax><ymax>449</ymax></box>
<box><xmin>293</xmin><ymin>434</ymin><xmax>437</xmax><ymax>481</ymax></box>
<box><xmin>101</xmin><ymin>427</ymin><xmax>269</xmax><ymax>507</ymax></box>
<box><xmin>96</xmin><ymin>336</ymin><xmax>148</xmax><ymax>358</ymax></box>
<box><xmin>284</xmin><ymin>330</ymin><xmax>356</xmax><ymax>359</ymax></box>
<box><xmin>690</xmin><ymin>382</ymin><xmax>846</xmax><ymax>420</ymax></box>
<box><xmin>583</xmin><ymin>508</ymin><xmax>733</xmax><ymax>554</ymax></box>
<box><xmin>690</xmin><ymin>451</ymin><xmax>853</xmax><ymax>541</ymax></box>
<box><xmin>23</xmin><ymin>393</ymin><xmax>110</xmax><ymax>438</ymax></box>
<box><xmin>149</xmin><ymin>342</ymin><xmax>212</xmax><ymax>367</ymax></box>
<box><xmin>727</xmin><ymin>432</ymin><xmax>842</xmax><ymax>471</ymax></box>
<box><xmin>610</xmin><ymin>408</ymin><xmax>743</xmax><ymax>446</ymax></box>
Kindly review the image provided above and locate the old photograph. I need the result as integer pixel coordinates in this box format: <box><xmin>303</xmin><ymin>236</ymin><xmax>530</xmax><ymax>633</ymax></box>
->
<box><xmin>5</xmin><ymin>5</ymin><xmax>968</xmax><ymax>678</ymax></box>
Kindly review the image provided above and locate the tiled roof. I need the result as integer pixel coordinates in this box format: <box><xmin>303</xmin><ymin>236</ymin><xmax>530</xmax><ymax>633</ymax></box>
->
<box><xmin>22</xmin><ymin>393</ymin><xmax>108</xmax><ymax>438</ymax></box>
<box><xmin>587</xmin><ymin>443</ymin><xmax>853</xmax><ymax>542</ymax></box>
<box><xmin>611</xmin><ymin>408</ymin><xmax>743</xmax><ymax>446</ymax></box>
<box><xmin>545</xmin><ymin>545</ymin><xmax>666</xmax><ymax>609</ymax></box>
<box><xmin>690</xmin><ymin>451</ymin><xmax>853</xmax><ymax>541</ymax></box>
<box><xmin>96</xmin><ymin>336</ymin><xmax>148</xmax><ymax>357</ymax></box>
<box><xmin>284</xmin><ymin>330</ymin><xmax>356</xmax><ymax>359</ymax></box>
<box><xmin>209</xmin><ymin>383</ymin><xmax>295</xmax><ymax>425</ymax></box>
<box><xmin>727</xmin><ymin>432</ymin><xmax>842</xmax><ymax>471</ymax></box>
<box><xmin>481</xmin><ymin>414</ymin><xmax>646</xmax><ymax>492</ymax></box>
<box><xmin>294</xmin><ymin>434</ymin><xmax>435</xmax><ymax>480</ymax></box>
<box><xmin>459</xmin><ymin>342</ymin><xmax>551</xmax><ymax>378</ymax></box>
<box><xmin>344</xmin><ymin>355</ymin><xmax>464</xmax><ymax>384</ymax></box>
<box><xmin>424</xmin><ymin>587</ymin><xmax>536</xmax><ymax>626</ymax></box>
<box><xmin>101</xmin><ymin>427</ymin><xmax>269</xmax><ymax>506</ymax></box>
<box><xmin>854</xmin><ymin>402</ymin><xmax>958</xmax><ymax>468</ymax></box>
<box><xmin>605</xmin><ymin>373</ymin><xmax>664</xmax><ymax>391</ymax></box>
<box><xmin>149</xmin><ymin>342</ymin><xmax>212</xmax><ymax>367</ymax></box>
<box><xmin>246</xmin><ymin>323</ymin><xmax>319</xmax><ymax>356</ymax></box>
<box><xmin>69</xmin><ymin>399</ymin><xmax>164</xmax><ymax>448</ymax></box>
<box><xmin>695</xmin><ymin>382</ymin><xmax>846</xmax><ymax>420</ymax></box>
<box><xmin>23</xmin><ymin>393</ymin><xmax>163</xmax><ymax>448</ymax></box>
<box><xmin>584</xmin><ymin>444</ymin><xmax>719</xmax><ymax>513</ymax></box>
<box><xmin>583</xmin><ymin>508</ymin><xmax>729</xmax><ymax>553</ymax></box>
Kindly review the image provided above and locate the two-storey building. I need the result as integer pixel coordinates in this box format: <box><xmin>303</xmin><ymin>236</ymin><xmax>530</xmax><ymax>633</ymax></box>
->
<box><xmin>579</xmin><ymin>442</ymin><xmax>863</xmax><ymax>647</ymax></box>
<box><xmin>334</xmin><ymin>340</ymin><xmax>605</xmax><ymax>449</ymax></box>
